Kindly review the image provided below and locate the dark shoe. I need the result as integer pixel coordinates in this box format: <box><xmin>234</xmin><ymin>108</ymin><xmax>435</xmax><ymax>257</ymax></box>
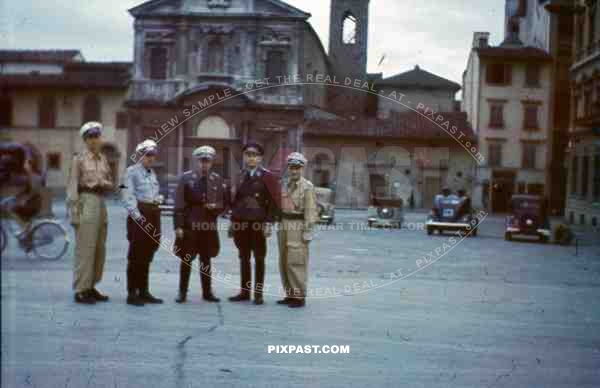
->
<box><xmin>228</xmin><ymin>293</ymin><xmax>250</xmax><ymax>302</ymax></box>
<box><xmin>126</xmin><ymin>294</ymin><xmax>145</xmax><ymax>306</ymax></box>
<box><xmin>254</xmin><ymin>297</ymin><xmax>264</xmax><ymax>305</ymax></box>
<box><xmin>74</xmin><ymin>291</ymin><xmax>96</xmax><ymax>304</ymax></box>
<box><xmin>276</xmin><ymin>298</ymin><xmax>292</xmax><ymax>305</ymax></box>
<box><xmin>90</xmin><ymin>288</ymin><xmax>109</xmax><ymax>302</ymax></box>
<box><xmin>203</xmin><ymin>294</ymin><xmax>220</xmax><ymax>303</ymax></box>
<box><xmin>140</xmin><ymin>292</ymin><xmax>163</xmax><ymax>304</ymax></box>
<box><xmin>175</xmin><ymin>293</ymin><xmax>187</xmax><ymax>304</ymax></box>
<box><xmin>288</xmin><ymin>298</ymin><xmax>305</xmax><ymax>308</ymax></box>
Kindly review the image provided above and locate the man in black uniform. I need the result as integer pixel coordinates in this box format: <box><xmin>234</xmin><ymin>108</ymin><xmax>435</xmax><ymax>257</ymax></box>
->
<box><xmin>228</xmin><ymin>142</ymin><xmax>279</xmax><ymax>305</ymax></box>
<box><xmin>174</xmin><ymin>145</ymin><xmax>228</xmax><ymax>303</ymax></box>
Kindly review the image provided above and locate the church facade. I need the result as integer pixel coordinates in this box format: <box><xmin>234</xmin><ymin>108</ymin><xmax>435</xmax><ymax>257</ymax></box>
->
<box><xmin>125</xmin><ymin>0</ymin><xmax>476</xmax><ymax>208</ymax></box>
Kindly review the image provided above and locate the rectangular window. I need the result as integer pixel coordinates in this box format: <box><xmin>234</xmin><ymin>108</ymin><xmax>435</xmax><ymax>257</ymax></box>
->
<box><xmin>116</xmin><ymin>112</ymin><xmax>128</xmax><ymax>129</ymax></box>
<box><xmin>585</xmin><ymin>91</ymin><xmax>593</xmax><ymax>116</ymax></box>
<box><xmin>588</xmin><ymin>6</ymin><xmax>596</xmax><ymax>49</ymax></box>
<box><xmin>582</xmin><ymin>155</ymin><xmax>589</xmax><ymax>197</ymax></box>
<box><xmin>488</xmin><ymin>143</ymin><xmax>502</xmax><ymax>167</ymax></box>
<box><xmin>266</xmin><ymin>51</ymin><xmax>286</xmax><ymax>81</ymax></box>
<box><xmin>489</xmin><ymin>103</ymin><xmax>505</xmax><ymax>128</ymax></box>
<box><xmin>525</xmin><ymin>64</ymin><xmax>540</xmax><ymax>87</ymax></box>
<box><xmin>150</xmin><ymin>46</ymin><xmax>168</xmax><ymax>80</ymax></box>
<box><xmin>523</xmin><ymin>105</ymin><xmax>539</xmax><ymax>130</ymax></box>
<box><xmin>594</xmin><ymin>154</ymin><xmax>600</xmax><ymax>201</ymax></box>
<box><xmin>82</xmin><ymin>95</ymin><xmax>101</xmax><ymax>123</ymax></box>
<box><xmin>0</xmin><ymin>96</ymin><xmax>12</xmax><ymax>126</ymax></box>
<box><xmin>522</xmin><ymin>143</ymin><xmax>537</xmax><ymax>169</ymax></box>
<box><xmin>486</xmin><ymin>64</ymin><xmax>512</xmax><ymax>85</ymax></box>
<box><xmin>576</xmin><ymin>14</ymin><xmax>584</xmax><ymax>55</ymax></box>
<box><xmin>571</xmin><ymin>156</ymin><xmax>578</xmax><ymax>195</ymax></box>
<box><xmin>527</xmin><ymin>183</ymin><xmax>544</xmax><ymax>195</ymax></box>
<box><xmin>38</xmin><ymin>95</ymin><xmax>56</xmax><ymax>128</ymax></box>
<box><xmin>516</xmin><ymin>0</ymin><xmax>527</xmax><ymax>17</ymax></box>
<box><xmin>46</xmin><ymin>152</ymin><xmax>61</xmax><ymax>170</ymax></box>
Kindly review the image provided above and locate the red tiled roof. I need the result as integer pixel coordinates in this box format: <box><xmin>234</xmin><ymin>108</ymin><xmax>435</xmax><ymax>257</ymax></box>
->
<box><xmin>0</xmin><ymin>50</ymin><xmax>83</xmax><ymax>63</ymax></box>
<box><xmin>378</xmin><ymin>66</ymin><xmax>461</xmax><ymax>91</ymax></box>
<box><xmin>0</xmin><ymin>62</ymin><xmax>132</xmax><ymax>89</ymax></box>
<box><xmin>305</xmin><ymin>111</ymin><xmax>475</xmax><ymax>141</ymax></box>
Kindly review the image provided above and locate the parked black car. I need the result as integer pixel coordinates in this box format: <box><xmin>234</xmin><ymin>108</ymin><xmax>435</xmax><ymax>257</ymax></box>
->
<box><xmin>367</xmin><ymin>197</ymin><xmax>404</xmax><ymax>228</ymax></box>
<box><xmin>504</xmin><ymin>194</ymin><xmax>550</xmax><ymax>242</ymax></box>
<box><xmin>426</xmin><ymin>195</ymin><xmax>478</xmax><ymax>236</ymax></box>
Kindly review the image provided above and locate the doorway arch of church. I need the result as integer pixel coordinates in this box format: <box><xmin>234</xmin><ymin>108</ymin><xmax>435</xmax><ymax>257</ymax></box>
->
<box><xmin>196</xmin><ymin>115</ymin><xmax>232</xmax><ymax>139</ymax></box>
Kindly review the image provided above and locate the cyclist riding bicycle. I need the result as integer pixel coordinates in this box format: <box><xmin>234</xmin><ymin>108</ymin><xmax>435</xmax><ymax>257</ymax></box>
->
<box><xmin>0</xmin><ymin>142</ymin><xmax>43</xmax><ymax>241</ymax></box>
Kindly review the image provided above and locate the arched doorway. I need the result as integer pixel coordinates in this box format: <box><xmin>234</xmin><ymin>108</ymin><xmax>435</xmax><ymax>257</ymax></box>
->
<box><xmin>191</xmin><ymin>115</ymin><xmax>237</xmax><ymax>180</ymax></box>
<box><xmin>196</xmin><ymin>115</ymin><xmax>232</xmax><ymax>139</ymax></box>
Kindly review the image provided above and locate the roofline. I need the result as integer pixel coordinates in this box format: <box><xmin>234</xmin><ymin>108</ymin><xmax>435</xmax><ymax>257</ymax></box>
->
<box><xmin>265</xmin><ymin>0</ymin><xmax>310</xmax><ymax>18</ymax></box>
<box><xmin>375</xmin><ymin>80</ymin><xmax>461</xmax><ymax>91</ymax></box>
<box><xmin>377</xmin><ymin>68</ymin><xmax>462</xmax><ymax>91</ymax></box>
<box><xmin>129</xmin><ymin>0</ymin><xmax>310</xmax><ymax>19</ymax></box>
<box><xmin>305</xmin><ymin>22</ymin><xmax>332</xmax><ymax>71</ymax></box>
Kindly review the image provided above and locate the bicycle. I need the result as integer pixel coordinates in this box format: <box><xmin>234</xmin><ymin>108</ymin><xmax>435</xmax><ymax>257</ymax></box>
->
<box><xmin>0</xmin><ymin>197</ymin><xmax>70</xmax><ymax>260</ymax></box>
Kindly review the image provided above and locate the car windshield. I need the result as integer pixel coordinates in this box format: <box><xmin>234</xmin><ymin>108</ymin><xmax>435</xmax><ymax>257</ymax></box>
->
<box><xmin>371</xmin><ymin>197</ymin><xmax>402</xmax><ymax>208</ymax></box>
<box><xmin>436</xmin><ymin>195</ymin><xmax>461</xmax><ymax>208</ymax></box>
<box><xmin>513</xmin><ymin>200</ymin><xmax>541</xmax><ymax>210</ymax></box>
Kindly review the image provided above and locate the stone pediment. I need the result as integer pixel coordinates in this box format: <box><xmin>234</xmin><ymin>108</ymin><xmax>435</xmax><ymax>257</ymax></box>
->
<box><xmin>129</xmin><ymin>0</ymin><xmax>309</xmax><ymax>18</ymax></box>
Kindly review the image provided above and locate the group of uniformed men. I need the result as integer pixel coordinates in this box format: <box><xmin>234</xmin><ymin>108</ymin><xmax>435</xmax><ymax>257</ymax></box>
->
<box><xmin>66</xmin><ymin>121</ymin><xmax>318</xmax><ymax>308</ymax></box>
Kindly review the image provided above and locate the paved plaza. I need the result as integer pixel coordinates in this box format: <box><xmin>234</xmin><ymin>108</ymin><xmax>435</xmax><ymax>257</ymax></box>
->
<box><xmin>2</xmin><ymin>201</ymin><xmax>600</xmax><ymax>387</ymax></box>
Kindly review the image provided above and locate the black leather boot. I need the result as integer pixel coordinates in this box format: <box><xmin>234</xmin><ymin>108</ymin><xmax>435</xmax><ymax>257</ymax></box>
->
<box><xmin>176</xmin><ymin>260</ymin><xmax>191</xmax><ymax>303</ymax></box>
<box><xmin>139</xmin><ymin>261</ymin><xmax>163</xmax><ymax>304</ymax></box>
<box><xmin>200</xmin><ymin>258</ymin><xmax>219</xmax><ymax>302</ymax></box>
<box><xmin>254</xmin><ymin>256</ymin><xmax>265</xmax><ymax>305</ymax></box>
<box><xmin>229</xmin><ymin>257</ymin><xmax>251</xmax><ymax>302</ymax></box>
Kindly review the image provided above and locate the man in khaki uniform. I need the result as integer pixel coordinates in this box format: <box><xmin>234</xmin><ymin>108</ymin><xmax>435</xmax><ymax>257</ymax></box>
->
<box><xmin>66</xmin><ymin>122</ymin><xmax>113</xmax><ymax>304</ymax></box>
<box><xmin>277</xmin><ymin>152</ymin><xmax>318</xmax><ymax>308</ymax></box>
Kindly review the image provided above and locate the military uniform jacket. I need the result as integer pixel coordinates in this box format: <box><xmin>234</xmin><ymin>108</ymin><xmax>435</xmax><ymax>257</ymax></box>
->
<box><xmin>174</xmin><ymin>170</ymin><xmax>229</xmax><ymax>231</ymax></box>
<box><xmin>230</xmin><ymin>167</ymin><xmax>279</xmax><ymax>223</ymax></box>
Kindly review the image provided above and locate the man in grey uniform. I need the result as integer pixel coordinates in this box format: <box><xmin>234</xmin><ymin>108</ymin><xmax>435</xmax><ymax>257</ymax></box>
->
<box><xmin>121</xmin><ymin>139</ymin><xmax>164</xmax><ymax>306</ymax></box>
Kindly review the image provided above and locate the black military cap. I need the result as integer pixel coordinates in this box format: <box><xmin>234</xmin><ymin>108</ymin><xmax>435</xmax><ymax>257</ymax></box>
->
<box><xmin>242</xmin><ymin>141</ymin><xmax>264</xmax><ymax>155</ymax></box>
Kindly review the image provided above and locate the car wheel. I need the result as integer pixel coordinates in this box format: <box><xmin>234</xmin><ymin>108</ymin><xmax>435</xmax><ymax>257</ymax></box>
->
<box><xmin>327</xmin><ymin>218</ymin><xmax>334</xmax><ymax>225</ymax></box>
<box><xmin>427</xmin><ymin>226</ymin><xmax>433</xmax><ymax>235</ymax></box>
<box><xmin>438</xmin><ymin>228</ymin><xmax>444</xmax><ymax>235</ymax></box>
<box><xmin>368</xmin><ymin>221</ymin><xmax>374</xmax><ymax>228</ymax></box>
<box><xmin>540</xmin><ymin>235</ymin><xmax>549</xmax><ymax>243</ymax></box>
<box><xmin>505</xmin><ymin>232</ymin><xmax>512</xmax><ymax>241</ymax></box>
<box><xmin>471</xmin><ymin>227</ymin><xmax>478</xmax><ymax>237</ymax></box>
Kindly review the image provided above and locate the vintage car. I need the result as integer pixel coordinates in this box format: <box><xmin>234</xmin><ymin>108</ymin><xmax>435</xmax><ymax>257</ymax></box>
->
<box><xmin>315</xmin><ymin>187</ymin><xmax>335</xmax><ymax>224</ymax></box>
<box><xmin>504</xmin><ymin>194</ymin><xmax>550</xmax><ymax>242</ymax></box>
<box><xmin>367</xmin><ymin>197</ymin><xmax>404</xmax><ymax>228</ymax></box>
<box><xmin>426</xmin><ymin>195</ymin><xmax>478</xmax><ymax>236</ymax></box>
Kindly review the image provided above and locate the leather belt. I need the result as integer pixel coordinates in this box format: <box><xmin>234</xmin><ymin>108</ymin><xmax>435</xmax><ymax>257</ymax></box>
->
<box><xmin>281</xmin><ymin>213</ymin><xmax>304</xmax><ymax>220</ymax></box>
<box><xmin>138</xmin><ymin>201</ymin><xmax>160</xmax><ymax>207</ymax></box>
<box><xmin>78</xmin><ymin>186</ymin><xmax>106</xmax><ymax>195</ymax></box>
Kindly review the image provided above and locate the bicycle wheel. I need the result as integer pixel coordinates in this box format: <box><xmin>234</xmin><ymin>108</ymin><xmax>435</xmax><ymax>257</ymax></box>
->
<box><xmin>29</xmin><ymin>222</ymin><xmax>69</xmax><ymax>260</ymax></box>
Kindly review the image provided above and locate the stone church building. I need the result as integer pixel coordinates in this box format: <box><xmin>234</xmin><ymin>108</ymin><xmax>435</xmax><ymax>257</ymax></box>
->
<box><xmin>125</xmin><ymin>0</ymin><xmax>476</xmax><ymax>208</ymax></box>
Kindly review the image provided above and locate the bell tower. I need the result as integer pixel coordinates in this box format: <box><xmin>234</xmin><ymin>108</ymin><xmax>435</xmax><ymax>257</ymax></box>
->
<box><xmin>328</xmin><ymin>0</ymin><xmax>370</xmax><ymax>80</ymax></box>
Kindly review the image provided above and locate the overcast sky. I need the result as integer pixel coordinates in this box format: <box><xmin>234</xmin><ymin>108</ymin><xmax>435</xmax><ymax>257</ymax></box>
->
<box><xmin>0</xmin><ymin>0</ymin><xmax>505</xmax><ymax>85</ymax></box>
